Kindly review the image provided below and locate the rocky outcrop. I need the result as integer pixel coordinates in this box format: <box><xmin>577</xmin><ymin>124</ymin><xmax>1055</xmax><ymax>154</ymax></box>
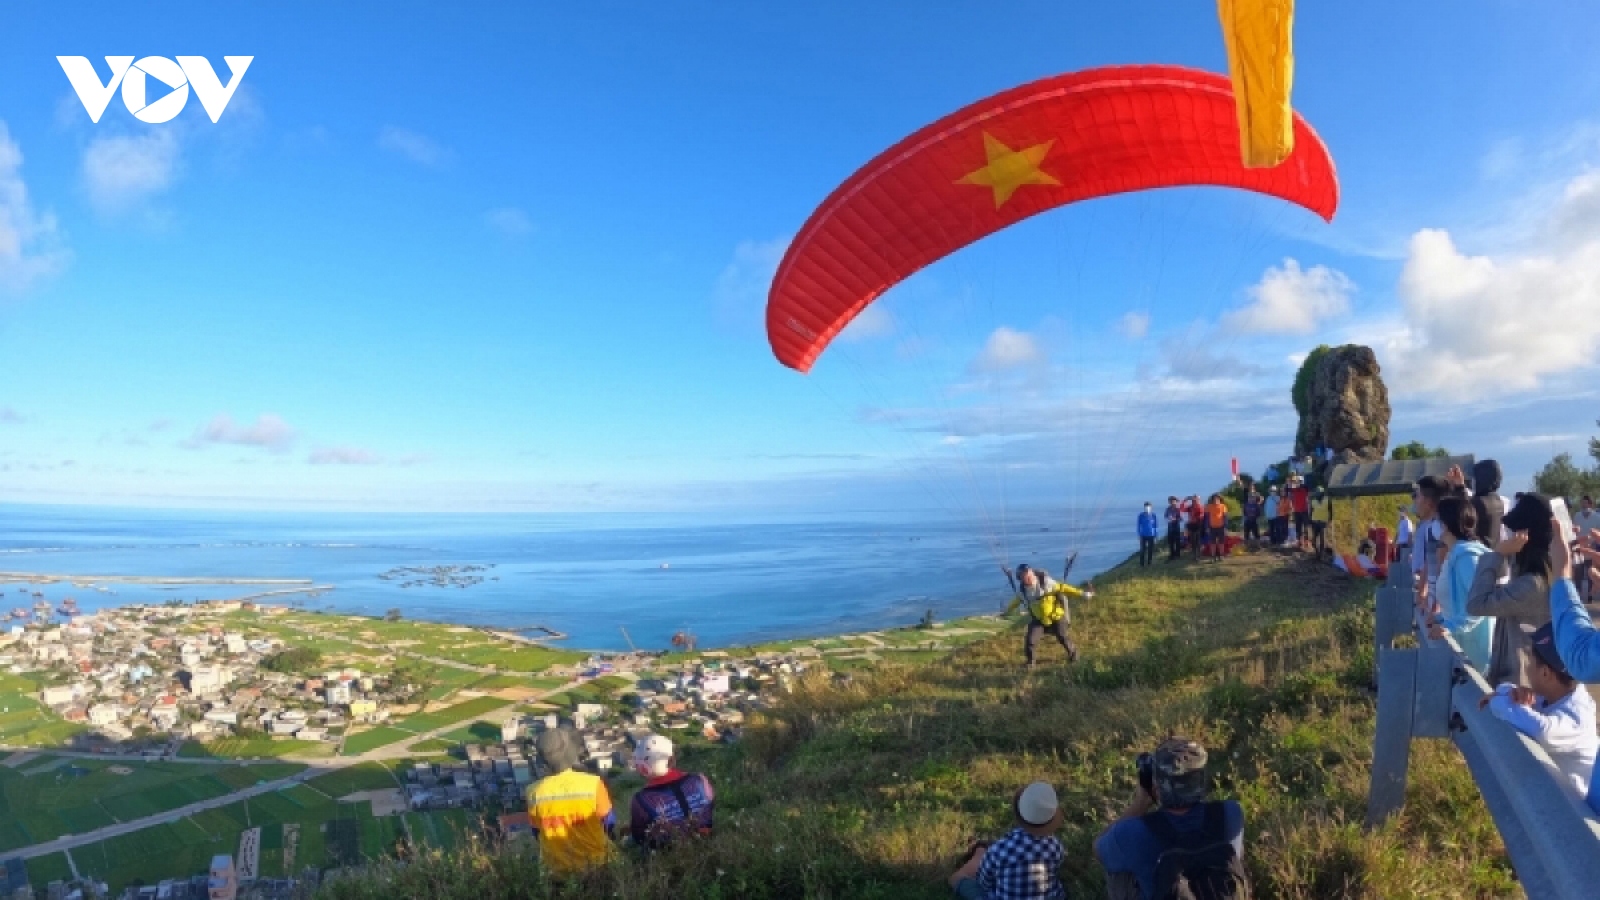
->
<box><xmin>1294</xmin><ymin>345</ymin><xmax>1390</xmax><ymax>463</ymax></box>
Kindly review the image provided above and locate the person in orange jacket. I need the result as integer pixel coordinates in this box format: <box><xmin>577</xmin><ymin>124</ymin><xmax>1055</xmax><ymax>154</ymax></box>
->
<box><xmin>1205</xmin><ymin>494</ymin><xmax>1231</xmax><ymax>561</ymax></box>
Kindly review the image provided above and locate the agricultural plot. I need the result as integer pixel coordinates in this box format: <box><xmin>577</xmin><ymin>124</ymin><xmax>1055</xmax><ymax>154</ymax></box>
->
<box><xmin>436</xmin><ymin>721</ymin><xmax>500</xmax><ymax>744</ymax></box>
<box><xmin>23</xmin><ymin>851</ymin><xmax>71</xmax><ymax>893</ymax></box>
<box><xmin>0</xmin><ymin>675</ymin><xmax>83</xmax><ymax>748</ymax></box>
<box><xmin>307</xmin><ymin>763</ymin><xmax>398</xmax><ymax>797</ymax></box>
<box><xmin>394</xmin><ymin>696</ymin><xmax>510</xmax><ymax>733</ymax></box>
<box><xmin>0</xmin><ymin>759</ymin><xmax>302</xmax><ymax>852</ymax></box>
<box><xmin>340</xmin><ymin>727</ymin><xmax>414</xmax><ymax>756</ymax></box>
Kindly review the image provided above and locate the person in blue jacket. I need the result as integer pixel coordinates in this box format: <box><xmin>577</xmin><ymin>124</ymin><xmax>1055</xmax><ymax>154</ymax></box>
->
<box><xmin>1545</xmin><ymin>525</ymin><xmax>1600</xmax><ymax>814</ymax></box>
<box><xmin>1137</xmin><ymin>502</ymin><xmax>1160</xmax><ymax>567</ymax></box>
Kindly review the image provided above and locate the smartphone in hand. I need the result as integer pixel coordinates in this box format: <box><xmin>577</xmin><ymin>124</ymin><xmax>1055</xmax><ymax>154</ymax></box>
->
<box><xmin>1552</xmin><ymin>498</ymin><xmax>1577</xmax><ymax>546</ymax></box>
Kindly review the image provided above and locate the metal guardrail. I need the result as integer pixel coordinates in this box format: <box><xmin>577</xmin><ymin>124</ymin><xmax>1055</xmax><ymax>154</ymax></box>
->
<box><xmin>1367</xmin><ymin>562</ymin><xmax>1600</xmax><ymax>899</ymax></box>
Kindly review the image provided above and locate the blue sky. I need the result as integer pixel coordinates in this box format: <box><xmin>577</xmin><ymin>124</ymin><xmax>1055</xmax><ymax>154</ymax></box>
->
<box><xmin>1</xmin><ymin>1</ymin><xmax>1598</xmax><ymax>515</ymax></box>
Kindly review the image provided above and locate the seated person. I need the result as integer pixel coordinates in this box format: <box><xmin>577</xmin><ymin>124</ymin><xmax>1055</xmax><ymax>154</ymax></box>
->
<box><xmin>1479</xmin><ymin>622</ymin><xmax>1597</xmax><ymax>798</ymax></box>
<box><xmin>948</xmin><ymin>781</ymin><xmax>1066</xmax><ymax>900</ymax></box>
<box><xmin>627</xmin><ymin>734</ymin><xmax>715</xmax><ymax>849</ymax></box>
<box><xmin>1094</xmin><ymin>738</ymin><xmax>1248</xmax><ymax>900</ymax></box>
<box><xmin>527</xmin><ymin>726</ymin><xmax>615</xmax><ymax>874</ymax></box>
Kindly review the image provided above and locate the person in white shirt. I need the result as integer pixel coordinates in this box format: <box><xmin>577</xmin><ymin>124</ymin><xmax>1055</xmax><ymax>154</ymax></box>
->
<box><xmin>1396</xmin><ymin>507</ymin><xmax>1415</xmax><ymax>557</ymax></box>
<box><xmin>1411</xmin><ymin>476</ymin><xmax>1448</xmax><ymax>615</ymax></box>
<box><xmin>1576</xmin><ymin>496</ymin><xmax>1600</xmax><ymax>544</ymax></box>
<box><xmin>1479</xmin><ymin>622</ymin><xmax>1598</xmax><ymax>798</ymax></box>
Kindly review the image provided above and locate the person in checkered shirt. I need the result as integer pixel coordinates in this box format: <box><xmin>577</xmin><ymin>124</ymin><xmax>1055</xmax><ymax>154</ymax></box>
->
<box><xmin>946</xmin><ymin>781</ymin><xmax>1066</xmax><ymax>900</ymax></box>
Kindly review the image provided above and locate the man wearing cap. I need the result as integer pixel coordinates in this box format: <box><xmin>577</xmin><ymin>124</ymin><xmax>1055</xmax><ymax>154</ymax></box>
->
<box><xmin>528</xmin><ymin>726</ymin><xmax>615</xmax><ymax>874</ymax></box>
<box><xmin>627</xmin><ymin>733</ymin><xmax>716</xmax><ymax>850</ymax></box>
<box><xmin>946</xmin><ymin>781</ymin><xmax>1066</xmax><ymax>900</ymax></box>
<box><xmin>1264</xmin><ymin>486</ymin><xmax>1283</xmax><ymax>547</ymax></box>
<box><xmin>1479</xmin><ymin>622</ymin><xmax>1597</xmax><ymax>798</ymax></box>
<box><xmin>1094</xmin><ymin>738</ymin><xmax>1246</xmax><ymax>900</ymax></box>
<box><xmin>1003</xmin><ymin>564</ymin><xmax>1089</xmax><ymax>669</ymax></box>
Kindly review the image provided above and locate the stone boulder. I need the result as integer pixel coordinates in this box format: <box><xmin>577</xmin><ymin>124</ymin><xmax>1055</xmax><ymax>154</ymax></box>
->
<box><xmin>1294</xmin><ymin>345</ymin><xmax>1390</xmax><ymax>462</ymax></box>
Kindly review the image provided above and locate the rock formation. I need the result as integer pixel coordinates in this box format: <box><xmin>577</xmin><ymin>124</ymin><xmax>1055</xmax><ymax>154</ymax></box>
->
<box><xmin>1294</xmin><ymin>345</ymin><xmax>1391</xmax><ymax>463</ymax></box>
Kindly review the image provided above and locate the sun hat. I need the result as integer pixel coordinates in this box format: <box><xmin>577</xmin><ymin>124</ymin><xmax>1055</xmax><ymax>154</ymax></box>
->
<box><xmin>1530</xmin><ymin>623</ymin><xmax>1570</xmax><ymax>678</ymax></box>
<box><xmin>1152</xmin><ymin>737</ymin><xmax>1209</xmax><ymax>807</ymax></box>
<box><xmin>632</xmin><ymin>733</ymin><xmax>674</xmax><ymax>777</ymax></box>
<box><xmin>536</xmin><ymin>726</ymin><xmax>582</xmax><ymax>774</ymax></box>
<box><xmin>1015</xmin><ymin>781</ymin><xmax>1059</xmax><ymax>827</ymax></box>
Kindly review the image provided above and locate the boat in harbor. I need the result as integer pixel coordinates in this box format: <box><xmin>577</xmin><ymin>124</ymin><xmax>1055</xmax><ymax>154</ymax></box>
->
<box><xmin>8</xmin><ymin>608</ymin><xmax>26</xmax><ymax>619</ymax></box>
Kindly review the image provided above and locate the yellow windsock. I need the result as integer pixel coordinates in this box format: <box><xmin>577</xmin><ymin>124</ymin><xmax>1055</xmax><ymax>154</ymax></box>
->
<box><xmin>1217</xmin><ymin>0</ymin><xmax>1295</xmax><ymax>168</ymax></box>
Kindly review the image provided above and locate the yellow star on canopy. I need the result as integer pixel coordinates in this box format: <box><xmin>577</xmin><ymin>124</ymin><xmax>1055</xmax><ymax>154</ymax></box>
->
<box><xmin>957</xmin><ymin>133</ymin><xmax>1061</xmax><ymax>208</ymax></box>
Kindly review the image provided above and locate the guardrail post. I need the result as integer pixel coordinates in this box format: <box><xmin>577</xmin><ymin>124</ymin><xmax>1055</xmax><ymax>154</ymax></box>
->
<box><xmin>1411</xmin><ymin>643</ymin><xmax>1456</xmax><ymax>738</ymax></box>
<box><xmin>1367</xmin><ymin>645</ymin><xmax>1416</xmax><ymax>828</ymax></box>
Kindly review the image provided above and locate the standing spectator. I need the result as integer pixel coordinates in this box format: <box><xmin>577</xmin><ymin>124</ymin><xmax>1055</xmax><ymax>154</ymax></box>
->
<box><xmin>1205</xmin><ymin>494</ymin><xmax>1229</xmax><ymax>562</ymax></box>
<box><xmin>1479</xmin><ymin>622</ymin><xmax>1597</xmax><ymax>798</ymax></box>
<box><xmin>947</xmin><ymin>781</ymin><xmax>1066</xmax><ymax>900</ymax></box>
<box><xmin>1265</xmin><ymin>487</ymin><xmax>1285</xmax><ymax>547</ymax></box>
<box><xmin>628</xmin><ymin>734</ymin><xmax>716</xmax><ymax>850</ymax></box>
<box><xmin>1185</xmin><ymin>495</ymin><xmax>1206</xmax><ymax>561</ymax></box>
<box><xmin>1576</xmin><ymin>496</ymin><xmax>1600</xmax><ymax>544</ymax></box>
<box><xmin>1395</xmin><ymin>505</ymin><xmax>1416</xmax><ymax>566</ymax></box>
<box><xmin>1412</xmin><ymin>476</ymin><xmax>1448</xmax><ymax>617</ymax></box>
<box><xmin>1242</xmin><ymin>489</ymin><xmax>1263</xmax><ymax>549</ymax></box>
<box><xmin>1547</xmin><ymin>533</ymin><xmax>1600</xmax><ymax>814</ymax></box>
<box><xmin>1287</xmin><ymin>477</ymin><xmax>1312</xmax><ymax>551</ymax></box>
<box><xmin>1309</xmin><ymin>488</ymin><xmax>1333</xmax><ymax>559</ymax></box>
<box><xmin>1466</xmin><ymin>493</ymin><xmax>1555</xmax><ymax>688</ymax></box>
<box><xmin>1137</xmin><ymin>503</ymin><xmax>1160</xmax><ymax>567</ymax></box>
<box><xmin>528</xmin><ymin>727</ymin><xmax>615</xmax><ymax>874</ymax></box>
<box><xmin>1427</xmin><ymin>497</ymin><xmax>1494</xmax><ymax>672</ymax></box>
<box><xmin>1471</xmin><ymin>460</ymin><xmax>1508</xmax><ymax>545</ymax></box>
<box><xmin>1164</xmin><ymin>496</ymin><xmax>1183</xmax><ymax>562</ymax></box>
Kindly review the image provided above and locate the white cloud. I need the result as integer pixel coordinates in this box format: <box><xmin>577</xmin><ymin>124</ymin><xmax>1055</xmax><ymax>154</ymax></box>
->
<box><xmin>0</xmin><ymin>122</ymin><xmax>66</xmax><ymax>292</ymax></box>
<box><xmin>1387</xmin><ymin>221</ymin><xmax>1600</xmax><ymax>395</ymax></box>
<box><xmin>1224</xmin><ymin>259</ymin><xmax>1353</xmax><ymax>335</ymax></box>
<box><xmin>971</xmin><ymin>326</ymin><xmax>1041</xmax><ymax>372</ymax></box>
<box><xmin>82</xmin><ymin>130</ymin><xmax>181</xmax><ymax>214</ymax></box>
<box><xmin>186</xmin><ymin>413</ymin><xmax>296</xmax><ymax>452</ymax></box>
<box><xmin>1117</xmin><ymin>311</ymin><xmax>1151</xmax><ymax>340</ymax></box>
<box><xmin>485</xmin><ymin>207</ymin><xmax>533</xmax><ymax>237</ymax></box>
<box><xmin>839</xmin><ymin>304</ymin><xmax>895</xmax><ymax>341</ymax></box>
<box><xmin>713</xmin><ymin>237</ymin><xmax>788</xmax><ymax>329</ymax></box>
<box><xmin>1509</xmin><ymin>433</ymin><xmax>1581</xmax><ymax>446</ymax></box>
<box><xmin>308</xmin><ymin>446</ymin><xmax>380</xmax><ymax>466</ymax></box>
<box><xmin>378</xmin><ymin>126</ymin><xmax>449</xmax><ymax>166</ymax></box>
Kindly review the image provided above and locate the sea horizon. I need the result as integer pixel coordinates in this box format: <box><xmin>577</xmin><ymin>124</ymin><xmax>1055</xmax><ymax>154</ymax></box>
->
<box><xmin>0</xmin><ymin>501</ymin><xmax>1138</xmax><ymax>652</ymax></box>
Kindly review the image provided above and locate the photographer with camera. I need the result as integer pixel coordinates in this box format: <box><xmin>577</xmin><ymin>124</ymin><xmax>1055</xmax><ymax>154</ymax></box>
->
<box><xmin>1093</xmin><ymin>738</ymin><xmax>1247</xmax><ymax>900</ymax></box>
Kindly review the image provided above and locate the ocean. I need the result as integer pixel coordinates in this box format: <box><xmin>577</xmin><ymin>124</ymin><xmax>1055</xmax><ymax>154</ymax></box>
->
<box><xmin>0</xmin><ymin>504</ymin><xmax>1136</xmax><ymax>651</ymax></box>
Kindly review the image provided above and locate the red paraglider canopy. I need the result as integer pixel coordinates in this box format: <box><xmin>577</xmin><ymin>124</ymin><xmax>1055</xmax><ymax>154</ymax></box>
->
<box><xmin>766</xmin><ymin>64</ymin><xmax>1339</xmax><ymax>373</ymax></box>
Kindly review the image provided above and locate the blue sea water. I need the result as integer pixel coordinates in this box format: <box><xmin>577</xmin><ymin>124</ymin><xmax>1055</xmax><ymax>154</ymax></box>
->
<box><xmin>0</xmin><ymin>504</ymin><xmax>1135</xmax><ymax>651</ymax></box>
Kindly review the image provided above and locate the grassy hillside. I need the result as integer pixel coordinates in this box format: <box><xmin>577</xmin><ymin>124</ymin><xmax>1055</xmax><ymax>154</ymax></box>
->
<box><xmin>317</xmin><ymin>541</ymin><xmax>1516</xmax><ymax>900</ymax></box>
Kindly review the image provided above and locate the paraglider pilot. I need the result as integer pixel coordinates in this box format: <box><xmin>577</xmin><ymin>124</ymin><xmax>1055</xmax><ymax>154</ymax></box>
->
<box><xmin>1004</xmin><ymin>564</ymin><xmax>1092</xmax><ymax>669</ymax></box>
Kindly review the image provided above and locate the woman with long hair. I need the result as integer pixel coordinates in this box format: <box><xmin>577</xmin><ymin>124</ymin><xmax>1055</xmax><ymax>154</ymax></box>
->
<box><xmin>1429</xmin><ymin>496</ymin><xmax>1493</xmax><ymax>672</ymax></box>
<box><xmin>1467</xmin><ymin>493</ymin><xmax>1556</xmax><ymax>687</ymax></box>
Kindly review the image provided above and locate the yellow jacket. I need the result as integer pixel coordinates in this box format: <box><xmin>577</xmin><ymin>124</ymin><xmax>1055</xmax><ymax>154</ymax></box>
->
<box><xmin>1004</xmin><ymin>578</ymin><xmax>1085</xmax><ymax>626</ymax></box>
<box><xmin>1311</xmin><ymin>495</ymin><xmax>1333</xmax><ymax>523</ymax></box>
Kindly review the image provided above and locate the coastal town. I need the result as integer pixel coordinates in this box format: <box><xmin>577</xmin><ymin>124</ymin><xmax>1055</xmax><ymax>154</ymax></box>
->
<box><xmin>0</xmin><ymin>588</ymin><xmax>1006</xmax><ymax>899</ymax></box>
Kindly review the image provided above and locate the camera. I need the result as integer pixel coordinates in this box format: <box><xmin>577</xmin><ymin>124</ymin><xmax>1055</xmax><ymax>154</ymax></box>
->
<box><xmin>1136</xmin><ymin>751</ymin><xmax>1154</xmax><ymax>795</ymax></box>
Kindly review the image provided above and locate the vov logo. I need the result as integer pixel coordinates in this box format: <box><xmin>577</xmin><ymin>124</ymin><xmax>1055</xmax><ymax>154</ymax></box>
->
<box><xmin>57</xmin><ymin>56</ymin><xmax>253</xmax><ymax>124</ymax></box>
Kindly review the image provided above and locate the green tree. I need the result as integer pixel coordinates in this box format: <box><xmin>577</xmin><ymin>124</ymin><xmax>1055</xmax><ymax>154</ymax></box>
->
<box><xmin>1391</xmin><ymin>441</ymin><xmax>1450</xmax><ymax>461</ymax></box>
<box><xmin>1291</xmin><ymin>345</ymin><xmax>1331</xmax><ymax>419</ymax></box>
<box><xmin>1532</xmin><ymin>453</ymin><xmax>1600</xmax><ymax>503</ymax></box>
<box><xmin>261</xmin><ymin>646</ymin><xmax>324</xmax><ymax>674</ymax></box>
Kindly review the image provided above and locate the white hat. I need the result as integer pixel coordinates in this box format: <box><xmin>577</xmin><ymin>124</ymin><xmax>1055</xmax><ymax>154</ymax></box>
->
<box><xmin>633</xmin><ymin>734</ymin><xmax>674</xmax><ymax>777</ymax></box>
<box><xmin>1016</xmin><ymin>781</ymin><xmax>1059</xmax><ymax>827</ymax></box>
